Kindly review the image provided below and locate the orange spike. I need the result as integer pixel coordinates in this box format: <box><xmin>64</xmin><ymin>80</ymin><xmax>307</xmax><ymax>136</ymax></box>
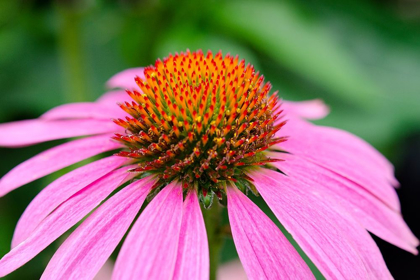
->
<box><xmin>173</xmin><ymin>125</ymin><xmax>180</xmax><ymax>138</ymax></box>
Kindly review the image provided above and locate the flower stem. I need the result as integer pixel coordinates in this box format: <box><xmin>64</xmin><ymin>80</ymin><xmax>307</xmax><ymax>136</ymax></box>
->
<box><xmin>55</xmin><ymin>3</ymin><xmax>89</xmax><ymax>103</ymax></box>
<box><xmin>202</xmin><ymin>202</ymin><xmax>223</xmax><ymax>280</ymax></box>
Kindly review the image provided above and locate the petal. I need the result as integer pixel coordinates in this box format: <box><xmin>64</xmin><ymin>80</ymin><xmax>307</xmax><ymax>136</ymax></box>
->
<box><xmin>0</xmin><ymin>166</ymin><xmax>131</xmax><ymax>277</ymax></box>
<box><xmin>0</xmin><ymin>119</ymin><xmax>120</xmax><ymax>147</ymax></box>
<box><xmin>12</xmin><ymin>156</ymin><xmax>127</xmax><ymax>247</ymax></box>
<box><xmin>106</xmin><ymin>68</ymin><xmax>145</xmax><ymax>90</ymax></box>
<box><xmin>282</xmin><ymin>99</ymin><xmax>329</xmax><ymax>120</ymax></box>
<box><xmin>173</xmin><ymin>191</ymin><xmax>209</xmax><ymax>280</ymax></box>
<box><xmin>280</xmin><ymin>118</ymin><xmax>395</xmax><ymax>177</ymax></box>
<box><xmin>41</xmin><ymin>102</ymin><xmax>125</xmax><ymax>120</ymax></box>
<box><xmin>227</xmin><ymin>186</ymin><xmax>315</xmax><ymax>279</ymax></box>
<box><xmin>112</xmin><ymin>183</ymin><xmax>183</xmax><ymax>280</ymax></box>
<box><xmin>278</xmin><ymin>118</ymin><xmax>400</xmax><ymax>210</ymax></box>
<box><xmin>93</xmin><ymin>260</ymin><xmax>113</xmax><ymax>280</ymax></box>
<box><xmin>41</xmin><ymin>177</ymin><xmax>155</xmax><ymax>280</ymax></box>
<box><xmin>275</xmin><ymin>155</ymin><xmax>419</xmax><ymax>253</ymax></box>
<box><xmin>96</xmin><ymin>90</ymin><xmax>132</xmax><ymax>106</ymax></box>
<box><xmin>253</xmin><ymin>169</ymin><xmax>393</xmax><ymax>280</ymax></box>
<box><xmin>0</xmin><ymin>134</ymin><xmax>122</xmax><ymax>197</ymax></box>
<box><xmin>217</xmin><ymin>260</ymin><xmax>248</xmax><ymax>280</ymax></box>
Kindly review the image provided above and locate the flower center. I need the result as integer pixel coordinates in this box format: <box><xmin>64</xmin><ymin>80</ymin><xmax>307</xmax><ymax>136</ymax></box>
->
<box><xmin>113</xmin><ymin>50</ymin><xmax>286</xmax><ymax>203</ymax></box>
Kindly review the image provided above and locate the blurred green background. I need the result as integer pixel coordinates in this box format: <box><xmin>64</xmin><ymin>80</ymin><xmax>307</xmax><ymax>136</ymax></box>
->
<box><xmin>0</xmin><ymin>0</ymin><xmax>419</xmax><ymax>279</ymax></box>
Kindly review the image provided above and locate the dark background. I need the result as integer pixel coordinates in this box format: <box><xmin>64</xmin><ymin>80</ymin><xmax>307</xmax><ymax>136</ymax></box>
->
<box><xmin>0</xmin><ymin>0</ymin><xmax>419</xmax><ymax>279</ymax></box>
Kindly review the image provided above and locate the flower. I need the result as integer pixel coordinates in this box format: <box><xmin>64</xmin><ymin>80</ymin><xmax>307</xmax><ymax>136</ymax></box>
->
<box><xmin>0</xmin><ymin>50</ymin><xmax>418</xmax><ymax>279</ymax></box>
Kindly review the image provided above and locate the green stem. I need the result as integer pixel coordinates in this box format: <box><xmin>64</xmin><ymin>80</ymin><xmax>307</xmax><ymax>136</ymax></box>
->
<box><xmin>202</xmin><ymin>202</ymin><xmax>223</xmax><ymax>280</ymax></box>
<box><xmin>56</xmin><ymin>3</ymin><xmax>89</xmax><ymax>103</ymax></box>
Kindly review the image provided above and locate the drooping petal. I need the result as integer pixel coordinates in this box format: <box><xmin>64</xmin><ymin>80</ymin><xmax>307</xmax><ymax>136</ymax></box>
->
<box><xmin>278</xmin><ymin>118</ymin><xmax>400</xmax><ymax>210</ymax></box>
<box><xmin>275</xmin><ymin>155</ymin><xmax>419</xmax><ymax>253</ymax></box>
<box><xmin>227</xmin><ymin>186</ymin><xmax>315</xmax><ymax>279</ymax></box>
<box><xmin>217</xmin><ymin>260</ymin><xmax>248</xmax><ymax>280</ymax></box>
<box><xmin>112</xmin><ymin>183</ymin><xmax>183</xmax><ymax>280</ymax></box>
<box><xmin>106</xmin><ymin>67</ymin><xmax>145</xmax><ymax>90</ymax></box>
<box><xmin>41</xmin><ymin>177</ymin><xmax>155</xmax><ymax>280</ymax></box>
<box><xmin>41</xmin><ymin>102</ymin><xmax>125</xmax><ymax>120</ymax></box>
<box><xmin>281</xmin><ymin>99</ymin><xmax>329</xmax><ymax>120</ymax></box>
<box><xmin>94</xmin><ymin>260</ymin><xmax>113</xmax><ymax>280</ymax></box>
<box><xmin>0</xmin><ymin>134</ymin><xmax>122</xmax><ymax>197</ymax></box>
<box><xmin>0</xmin><ymin>167</ymin><xmax>131</xmax><ymax>277</ymax></box>
<box><xmin>253</xmin><ymin>169</ymin><xmax>393</xmax><ymax>280</ymax></box>
<box><xmin>12</xmin><ymin>156</ymin><xmax>128</xmax><ymax>247</ymax></box>
<box><xmin>96</xmin><ymin>90</ymin><xmax>132</xmax><ymax>106</ymax></box>
<box><xmin>280</xmin><ymin>118</ymin><xmax>395</xmax><ymax>176</ymax></box>
<box><xmin>0</xmin><ymin>119</ymin><xmax>120</xmax><ymax>147</ymax></box>
<box><xmin>173</xmin><ymin>191</ymin><xmax>209</xmax><ymax>280</ymax></box>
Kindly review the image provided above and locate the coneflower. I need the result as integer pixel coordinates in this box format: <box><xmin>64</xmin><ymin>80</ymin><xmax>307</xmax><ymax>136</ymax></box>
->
<box><xmin>0</xmin><ymin>50</ymin><xmax>417</xmax><ymax>280</ymax></box>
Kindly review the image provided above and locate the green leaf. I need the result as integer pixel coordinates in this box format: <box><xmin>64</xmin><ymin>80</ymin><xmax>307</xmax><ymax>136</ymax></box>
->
<box><xmin>217</xmin><ymin>1</ymin><xmax>381</xmax><ymax>107</ymax></box>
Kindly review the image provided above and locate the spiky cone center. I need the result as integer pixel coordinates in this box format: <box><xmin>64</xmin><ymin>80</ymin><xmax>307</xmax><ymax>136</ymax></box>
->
<box><xmin>113</xmin><ymin>50</ymin><xmax>286</xmax><ymax>206</ymax></box>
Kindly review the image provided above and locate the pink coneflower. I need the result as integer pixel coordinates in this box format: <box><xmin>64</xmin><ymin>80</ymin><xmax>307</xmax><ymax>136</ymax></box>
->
<box><xmin>0</xmin><ymin>50</ymin><xmax>417</xmax><ymax>279</ymax></box>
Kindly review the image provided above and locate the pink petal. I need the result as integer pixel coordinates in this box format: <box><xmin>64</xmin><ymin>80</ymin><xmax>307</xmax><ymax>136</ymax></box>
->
<box><xmin>12</xmin><ymin>156</ymin><xmax>127</xmax><ymax>247</ymax></box>
<box><xmin>0</xmin><ymin>166</ymin><xmax>131</xmax><ymax>277</ymax></box>
<box><xmin>41</xmin><ymin>102</ymin><xmax>125</xmax><ymax>120</ymax></box>
<box><xmin>253</xmin><ymin>169</ymin><xmax>393</xmax><ymax>280</ymax></box>
<box><xmin>217</xmin><ymin>260</ymin><xmax>248</xmax><ymax>280</ymax></box>
<box><xmin>173</xmin><ymin>191</ymin><xmax>209</xmax><ymax>280</ymax></box>
<box><xmin>278</xmin><ymin>118</ymin><xmax>400</xmax><ymax>210</ymax></box>
<box><xmin>96</xmin><ymin>90</ymin><xmax>132</xmax><ymax>106</ymax></box>
<box><xmin>282</xmin><ymin>99</ymin><xmax>329</xmax><ymax>120</ymax></box>
<box><xmin>0</xmin><ymin>134</ymin><xmax>122</xmax><ymax>197</ymax></box>
<box><xmin>227</xmin><ymin>186</ymin><xmax>315</xmax><ymax>279</ymax></box>
<box><xmin>106</xmin><ymin>68</ymin><xmax>145</xmax><ymax>90</ymax></box>
<box><xmin>281</xmin><ymin>118</ymin><xmax>395</xmax><ymax>177</ymax></box>
<box><xmin>0</xmin><ymin>119</ymin><xmax>120</xmax><ymax>147</ymax></box>
<box><xmin>93</xmin><ymin>260</ymin><xmax>113</xmax><ymax>280</ymax></box>
<box><xmin>112</xmin><ymin>183</ymin><xmax>183</xmax><ymax>280</ymax></box>
<box><xmin>275</xmin><ymin>155</ymin><xmax>419</xmax><ymax>253</ymax></box>
<box><xmin>41</xmin><ymin>177</ymin><xmax>155</xmax><ymax>280</ymax></box>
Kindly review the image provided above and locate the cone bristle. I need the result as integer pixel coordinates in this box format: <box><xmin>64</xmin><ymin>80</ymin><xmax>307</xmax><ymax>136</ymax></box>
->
<box><xmin>113</xmin><ymin>50</ymin><xmax>285</xmax><ymax>190</ymax></box>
